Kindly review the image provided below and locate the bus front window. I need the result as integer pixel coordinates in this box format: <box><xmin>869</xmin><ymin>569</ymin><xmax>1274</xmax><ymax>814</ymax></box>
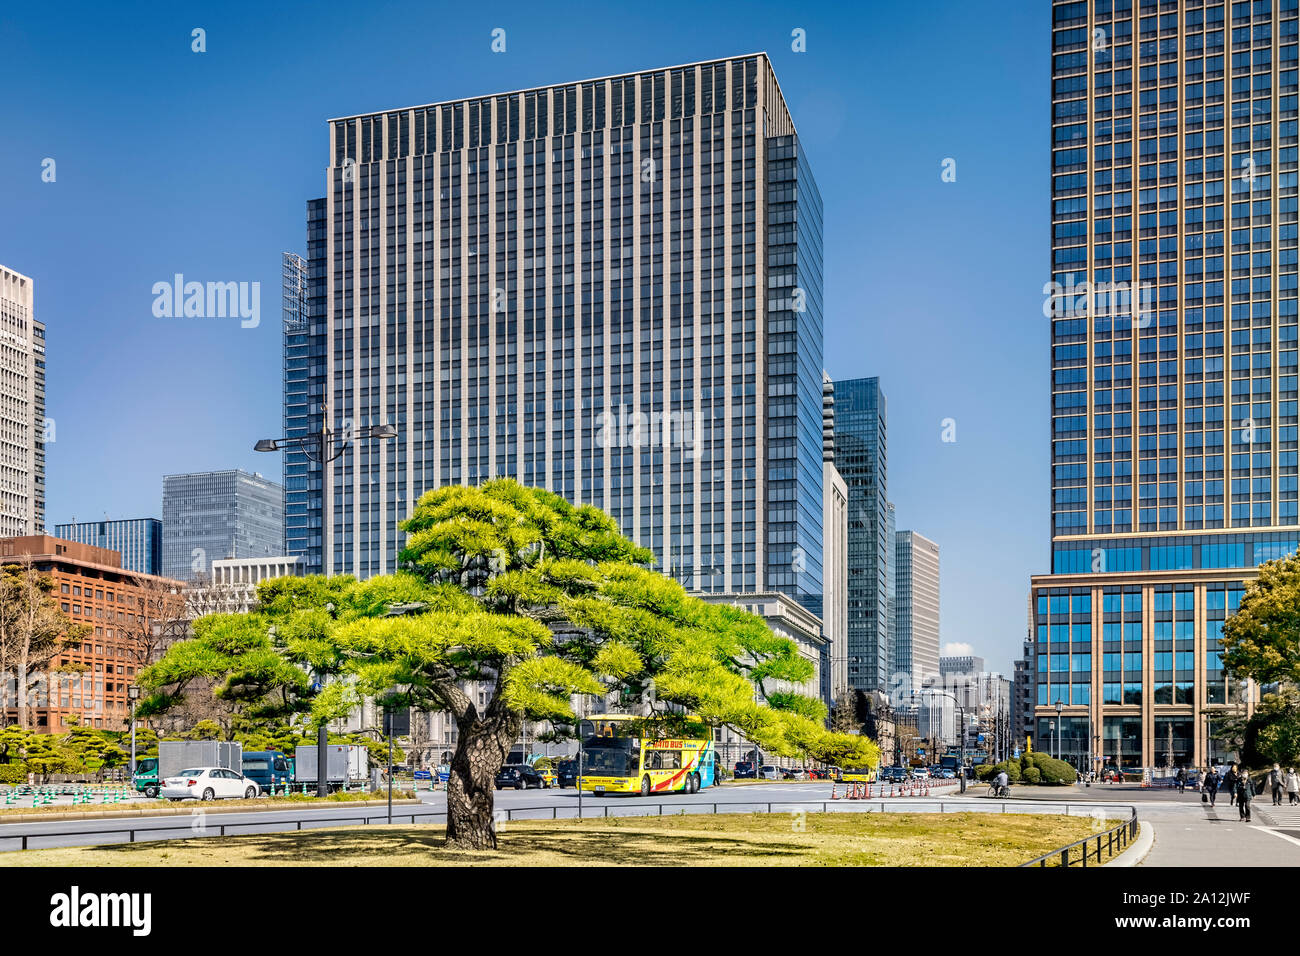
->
<box><xmin>581</xmin><ymin>748</ymin><xmax>637</xmax><ymax>776</ymax></box>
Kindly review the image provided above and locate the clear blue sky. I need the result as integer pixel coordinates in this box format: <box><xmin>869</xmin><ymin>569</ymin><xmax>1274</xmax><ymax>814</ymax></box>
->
<box><xmin>0</xmin><ymin>0</ymin><xmax>1049</xmax><ymax>672</ymax></box>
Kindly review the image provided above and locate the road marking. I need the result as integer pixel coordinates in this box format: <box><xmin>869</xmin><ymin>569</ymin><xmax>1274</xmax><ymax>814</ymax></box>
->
<box><xmin>1250</xmin><ymin>826</ymin><xmax>1300</xmax><ymax>851</ymax></box>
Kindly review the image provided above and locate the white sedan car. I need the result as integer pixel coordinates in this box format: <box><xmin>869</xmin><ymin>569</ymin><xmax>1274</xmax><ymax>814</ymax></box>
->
<box><xmin>161</xmin><ymin>767</ymin><xmax>261</xmax><ymax>801</ymax></box>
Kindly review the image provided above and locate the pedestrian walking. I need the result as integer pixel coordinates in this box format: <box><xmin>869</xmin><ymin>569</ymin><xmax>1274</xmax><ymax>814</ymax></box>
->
<box><xmin>1287</xmin><ymin>768</ymin><xmax>1299</xmax><ymax>805</ymax></box>
<box><xmin>1177</xmin><ymin>766</ymin><xmax>1187</xmax><ymax>793</ymax></box>
<box><xmin>1236</xmin><ymin>771</ymin><xmax>1256</xmax><ymax>822</ymax></box>
<box><xmin>1270</xmin><ymin>763</ymin><xmax>1284</xmax><ymax>806</ymax></box>
<box><xmin>1223</xmin><ymin>764</ymin><xmax>1238</xmax><ymax>807</ymax></box>
<box><xmin>1203</xmin><ymin>767</ymin><xmax>1220</xmax><ymax>807</ymax></box>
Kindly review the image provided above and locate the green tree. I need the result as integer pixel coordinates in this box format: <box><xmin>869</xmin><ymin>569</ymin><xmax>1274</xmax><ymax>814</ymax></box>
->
<box><xmin>60</xmin><ymin>719</ymin><xmax>127</xmax><ymax>781</ymax></box>
<box><xmin>142</xmin><ymin>480</ymin><xmax>877</xmax><ymax>850</ymax></box>
<box><xmin>1221</xmin><ymin>553</ymin><xmax>1300</xmax><ymax>684</ymax></box>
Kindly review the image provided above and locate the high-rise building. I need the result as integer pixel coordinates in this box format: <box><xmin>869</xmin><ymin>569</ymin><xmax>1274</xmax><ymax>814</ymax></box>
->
<box><xmin>305</xmin><ymin>55</ymin><xmax>825</xmax><ymax>611</ymax></box>
<box><xmin>162</xmin><ymin>470</ymin><xmax>285</xmax><ymax>580</ymax></box>
<box><xmin>1032</xmin><ymin>0</ymin><xmax>1298</xmax><ymax>771</ymax></box>
<box><xmin>828</xmin><ymin>376</ymin><xmax>890</xmax><ymax>691</ymax></box>
<box><xmin>0</xmin><ymin>265</ymin><xmax>45</xmax><ymax>536</ymax></box>
<box><xmin>282</xmin><ymin>246</ymin><xmax>325</xmax><ymax>574</ymax></box>
<box><xmin>0</xmin><ymin>535</ymin><xmax>184</xmax><ymax>732</ymax></box>
<box><xmin>896</xmin><ymin>531</ymin><xmax>940</xmax><ymax>691</ymax></box>
<box><xmin>53</xmin><ymin>518</ymin><xmax>162</xmax><ymax>575</ymax></box>
<box><xmin>823</xmin><ymin>461</ymin><xmax>848</xmax><ymax>703</ymax></box>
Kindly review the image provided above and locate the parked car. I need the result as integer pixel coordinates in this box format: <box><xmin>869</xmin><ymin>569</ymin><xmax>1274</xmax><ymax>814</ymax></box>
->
<box><xmin>806</xmin><ymin>768</ymin><xmax>827</xmax><ymax>780</ymax></box>
<box><xmin>556</xmin><ymin>760</ymin><xmax>579</xmax><ymax>788</ymax></box>
<box><xmin>495</xmin><ymin>764</ymin><xmax>548</xmax><ymax>790</ymax></box>
<box><xmin>759</xmin><ymin>765</ymin><xmax>780</xmax><ymax>780</ymax></box>
<box><xmin>781</xmin><ymin>767</ymin><xmax>807</xmax><ymax>780</ymax></box>
<box><xmin>733</xmin><ymin>761</ymin><xmax>757</xmax><ymax>779</ymax></box>
<box><xmin>161</xmin><ymin>767</ymin><xmax>261</xmax><ymax>802</ymax></box>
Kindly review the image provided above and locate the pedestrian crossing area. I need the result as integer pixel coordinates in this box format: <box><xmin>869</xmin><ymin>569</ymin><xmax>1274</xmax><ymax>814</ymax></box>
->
<box><xmin>1252</xmin><ymin>799</ymin><xmax>1300</xmax><ymax>828</ymax></box>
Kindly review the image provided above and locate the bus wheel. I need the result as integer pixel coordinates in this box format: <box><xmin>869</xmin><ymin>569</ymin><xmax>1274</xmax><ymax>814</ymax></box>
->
<box><xmin>640</xmin><ymin>776</ymin><xmax>652</xmax><ymax>797</ymax></box>
<box><xmin>692</xmin><ymin>773</ymin><xmax>701</xmax><ymax>793</ymax></box>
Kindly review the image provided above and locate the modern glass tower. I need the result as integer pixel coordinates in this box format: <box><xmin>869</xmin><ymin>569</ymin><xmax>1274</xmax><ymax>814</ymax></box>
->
<box><xmin>827</xmin><ymin>376</ymin><xmax>890</xmax><ymax>692</ymax></box>
<box><xmin>162</xmin><ymin>470</ymin><xmax>285</xmax><ymax>581</ymax></box>
<box><xmin>53</xmin><ymin>518</ymin><xmax>162</xmax><ymax>575</ymax></box>
<box><xmin>1032</xmin><ymin>0</ymin><xmax>1299</xmax><ymax>771</ymax></box>
<box><xmin>308</xmin><ymin>55</ymin><xmax>825</xmax><ymax>611</ymax></box>
<box><xmin>283</xmin><ymin>244</ymin><xmax>325</xmax><ymax>574</ymax></box>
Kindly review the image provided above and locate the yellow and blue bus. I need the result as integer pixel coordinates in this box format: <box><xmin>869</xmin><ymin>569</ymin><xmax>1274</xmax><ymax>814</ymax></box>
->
<box><xmin>577</xmin><ymin>714</ymin><xmax>717</xmax><ymax>796</ymax></box>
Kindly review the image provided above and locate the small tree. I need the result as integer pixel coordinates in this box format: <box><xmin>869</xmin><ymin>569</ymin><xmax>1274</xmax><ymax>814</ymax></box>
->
<box><xmin>0</xmin><ymin>559</ymin><xmax>90</xmax><ymax>730</ymax></box>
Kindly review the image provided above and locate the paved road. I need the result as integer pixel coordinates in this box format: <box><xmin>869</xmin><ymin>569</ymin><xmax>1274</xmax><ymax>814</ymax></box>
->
<box><xmin>1010</xmin><ymin>782</ymin><xmax>1300</xmax><ymax>865</ymax></box>
<box><xmin>0</xmin><ymin>781</ymin><xmax>996</xmax><ymax>852</ymax></box>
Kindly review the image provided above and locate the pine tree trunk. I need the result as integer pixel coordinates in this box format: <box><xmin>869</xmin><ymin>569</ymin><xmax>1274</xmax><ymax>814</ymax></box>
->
<box><xmin>444</xmin><ymin>717</ymin><xmax>518</xmax><ymax>850</ymax></box>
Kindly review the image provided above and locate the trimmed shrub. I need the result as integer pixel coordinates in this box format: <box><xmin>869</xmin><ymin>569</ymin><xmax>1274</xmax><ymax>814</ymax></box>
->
<box><xmin>986</xmin><ymin>759</ymin><xmax>1021</xmax><ymax>784</ymax></box>
<box><xmin>0</xmin><ymin>762</ymin><xmax>27</xmax><ymax>785</ymax></box>
<box><xmin>1028</xmin><ymin>752</ymin><xmax>1076</xmax><ymax>785</ymax></box>
<box><xmin>1022</xmin><ymin>766</ymin><xmax>1042</xmax><ymax>784</ymax></box>
<box><xmin>975</xmin><ymin>764</ymin><xmax>996</xmax><ymax>781</ymax></box>
<box><xmin>1020</xmin><ymin>752</ymin><xmax>1033</xmax><ymax>773</ymax></box>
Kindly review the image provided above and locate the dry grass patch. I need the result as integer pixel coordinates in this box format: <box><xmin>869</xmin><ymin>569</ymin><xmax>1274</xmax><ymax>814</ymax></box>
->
<box><xmin>0</xmin><ymin>811</ymin><xmax>1124</xmax><ymax>867</ymax></box>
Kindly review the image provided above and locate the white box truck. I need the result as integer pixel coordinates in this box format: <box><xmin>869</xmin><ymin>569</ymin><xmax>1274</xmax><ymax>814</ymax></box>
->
<box><xmin>294</xmin><ymin>744</ymin><xmax>369</xmax><ymax>792</ymax></box>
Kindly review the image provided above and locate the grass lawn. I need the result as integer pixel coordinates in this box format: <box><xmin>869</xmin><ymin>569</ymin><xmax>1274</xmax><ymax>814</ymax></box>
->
<box><xmin>0</xmin><ymin>811</ymin><xmax>1127</xmax><ymax>867</ymax></box>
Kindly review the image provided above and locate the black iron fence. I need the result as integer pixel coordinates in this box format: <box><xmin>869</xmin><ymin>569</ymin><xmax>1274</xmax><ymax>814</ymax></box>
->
<box><xmin>1020</xmin><ymin>807</ymin><xmax>1139</xmax><ymax>867</ymax></box>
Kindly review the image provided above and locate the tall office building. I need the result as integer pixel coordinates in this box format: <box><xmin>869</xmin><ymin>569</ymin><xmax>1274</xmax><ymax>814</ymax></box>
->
<box><xmin>822</xmin><ymin>461</ymin><xmax>848</xmax><ymax>702</ymax></box>
<box><xmin>282</xmin><ymin>247</ymin><xmax>325</xmax><ymax>574</ymax></box>
<box><xmin>53</xmin><ymin>518</ymin><xmax>162</xmax><ymax>575</ymax></box>
<box><xmin>306</xmin><ymin>55</ymin><xmax>825</xmax><ymax>609</ymax></box>
<box><xmin>162</xmin><ymin>470</ymin><xmax>285</xmax><ymax>580</ymax></box>
<box><xmin>828</xmin><ymin>376</ymin><xmax>890</xmax><ymax>692</ymax></box>
<box><xmin>895</xmin><ymin>530</ymin><xmax>940</xmax><ymax>692</ymax></box>
<box><xmin>0</xmin><ymin>266</ymin><xmax>45</xmax><ymax>536</ymax></box>
<box><xmin>1032</xmin><ymin>0</ymin><xmax>1299</xmax><ymax>771</ymax></box>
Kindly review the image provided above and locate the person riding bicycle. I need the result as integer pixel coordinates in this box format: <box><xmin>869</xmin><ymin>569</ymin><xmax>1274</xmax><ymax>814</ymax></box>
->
<box><xmin>994</xmin><ymin>769</ymin><xmax>1010</xmax><ymax>797</ymax></box>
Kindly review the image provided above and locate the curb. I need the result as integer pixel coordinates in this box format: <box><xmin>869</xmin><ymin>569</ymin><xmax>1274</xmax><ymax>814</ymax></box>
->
<box><xmin>1105</xmin><ymin>820</ymin><xmax>1153</xmax><ymax>867</ymax></box>
<box><xmin>0</xmin><ymin>798</ymin><xmax>423</xmax><ymax>825</ymax></box>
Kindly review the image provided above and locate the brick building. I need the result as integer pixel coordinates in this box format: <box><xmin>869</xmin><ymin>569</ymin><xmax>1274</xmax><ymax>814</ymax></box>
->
<box><xmin>0</xmin><ymin>535</ymin><xmax>185</xmax><ymax>731</ymax></box>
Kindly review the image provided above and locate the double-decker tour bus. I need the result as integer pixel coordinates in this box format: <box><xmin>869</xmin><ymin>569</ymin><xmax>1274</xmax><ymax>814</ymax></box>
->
<box><xmin>577</xmin><ymin>714</ymin><xmax>718</xmax><ymax>796</ymax></box>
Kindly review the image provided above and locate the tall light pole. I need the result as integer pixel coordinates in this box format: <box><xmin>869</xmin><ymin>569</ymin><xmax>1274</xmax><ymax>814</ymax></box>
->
<box><xmin>256</xmin><ymin>405</ymin><xmax>396</xmax><ymax>798</ymax></box>
<box><xmin>914</xmin><ymin>688</ymin><xmax>966</xmax><ymax>793</ymax></box>
<box><xmin>128</xmin><ymin>685</ymin><xmax>140</xmax><ymax>776</ymax></box>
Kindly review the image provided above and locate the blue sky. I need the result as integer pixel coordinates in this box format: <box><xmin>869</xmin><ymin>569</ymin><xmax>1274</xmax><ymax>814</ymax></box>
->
<box><xmin>0</xmin><ymin>0</ymin><xmax>1048</xmax><ymax>671</ymax></box>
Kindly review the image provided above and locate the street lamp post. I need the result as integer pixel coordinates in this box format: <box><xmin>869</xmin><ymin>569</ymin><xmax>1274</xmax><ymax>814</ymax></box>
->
<box><xmin>128</xmin><ymin>685</ymin><xmax>140</xmax><ymax>776</ymax></box>
<box><xmin>256</xmin><ymin>405</ymin><xmax>395</xmax><ymax>799</ymax></box>
<box><xmin>914</xmin><ymin>688</ymin><xmax>966</xmax><ymax>793</ymax></box>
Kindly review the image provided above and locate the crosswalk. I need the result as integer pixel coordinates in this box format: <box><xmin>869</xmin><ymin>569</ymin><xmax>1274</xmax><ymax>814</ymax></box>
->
<box><xmin>1251</xmin><ymin>799</ymin><xmax>1300</xmax><ymax>828</ymax></box>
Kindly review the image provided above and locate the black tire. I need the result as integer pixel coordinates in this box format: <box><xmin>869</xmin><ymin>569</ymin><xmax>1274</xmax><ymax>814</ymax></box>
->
<box><xmin>640</xmin><ymin>775</ymin><xmax>652</xmax><ymax>797</ymax></box>
<box><xmin>516</xmin><ymin>779</ymin><xmax>525</xmax><ymax>790</ymax></box>
<box><xmin>201</xmin><ymin>788</ymin><xmax>215</xmax><ymax>802</ymax></box>
<box><xmin>495</xmin><ymin>784</ymin><xmax>502</xmax><ymax>791</ymax></box>
<box><xmin>145</xmin><ymin>786</ymin><xmax>159</xmax><ymax>798</ymax></box>
<box><xmin>245</xmin><ymin>787</ymin><xmax>256</xmax><ymax>799</ymax></box>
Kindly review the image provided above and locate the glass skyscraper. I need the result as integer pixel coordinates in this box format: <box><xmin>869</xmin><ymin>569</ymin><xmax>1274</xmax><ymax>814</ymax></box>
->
<box><xmin>1032</xmin><ymin>0</ymin><xmax>1298</xmax><ymax>771</ymax></box>
<box><xmin>827</xmin><ymin>376</ymin><xmax>891</xmax><ymax>692</ymax></box>
<box><xmin>894</xmin><ymin>529</ymin><xmax>940</xmax><ymax>693</ymax></box>
<box><xmin>306</xmin><ymin>55</ymin><xmax>825</xmax><ymax>610</ymax></box>
<box><xmin>53</xmin><ymin>518</ymin><xmax>162</xmax><ymax>575</ymax></box>
<box><xmin>283</xmin><ymin>245</ymin><xmax>325</xmax><ymax>574</ymax></box>
<box><xmin>162</xmin><ymin>470</ymin><xmax>285</xmax><ymax>581</ymax></box>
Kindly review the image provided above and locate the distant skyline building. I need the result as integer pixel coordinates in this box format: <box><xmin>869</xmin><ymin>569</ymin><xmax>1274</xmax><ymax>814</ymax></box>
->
<box><xmin>53</xmin><ymin>518</ymin><xmax>162</xmax><ymax>576</ymax></box>
<box><xmin>162</xmin><ymin>470</ymin><xmax>285</xmax><ymax>580</ymax></box>
<box><xmin>896</xmin><ymin>530</ymin><xmax>940</xmax><ymax>692</ymax></box>
<box><xmin>304</xmin><ymin>55</ymin><xmax>826</xmax><ymax>613</ymax></box>
<box><xmin>0</xmin><ymin>265</ymin><xmax>45</xmax><ymax>537</ymax></box>
<box><xmin>828</xmin><ymin>376</ymin><xmax>890</xmax><ymax>692</ymax></box>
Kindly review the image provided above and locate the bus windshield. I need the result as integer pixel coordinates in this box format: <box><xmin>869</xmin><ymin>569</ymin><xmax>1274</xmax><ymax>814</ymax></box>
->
<box><xmin>581</xmin><ymin>747</ymin><xmax>638</xmax><ymax>776</ymax></box>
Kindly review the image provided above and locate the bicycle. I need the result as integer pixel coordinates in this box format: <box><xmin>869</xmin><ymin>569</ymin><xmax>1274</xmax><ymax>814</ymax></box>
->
<box><xmin>987</xmin><ymin>782</ymin><xmax>1011</xmax><ymax>798</ymax></box>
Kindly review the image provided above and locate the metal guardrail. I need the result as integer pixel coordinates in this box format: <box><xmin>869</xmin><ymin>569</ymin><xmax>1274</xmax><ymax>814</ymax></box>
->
<box><xmin>1</xmin><ymin>796</ymin><xmax>1140</xmax><ymax>852</ymax></box>
<box><xmin>1019</xmin><ymin>807</ymin><xmax>1139</xmax><ymax>867</ymax></box>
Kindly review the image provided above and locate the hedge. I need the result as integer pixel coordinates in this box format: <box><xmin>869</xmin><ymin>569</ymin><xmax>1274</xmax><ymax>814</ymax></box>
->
<box><xmin>1022</xmin><ymin>766</ymin><xmax>1042</xmax><ymax>784</ymax></box>
<box><xmin>0</xmin><ymin>762</ymin><xmax>28</xmax><ymax>785</ymax></box>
